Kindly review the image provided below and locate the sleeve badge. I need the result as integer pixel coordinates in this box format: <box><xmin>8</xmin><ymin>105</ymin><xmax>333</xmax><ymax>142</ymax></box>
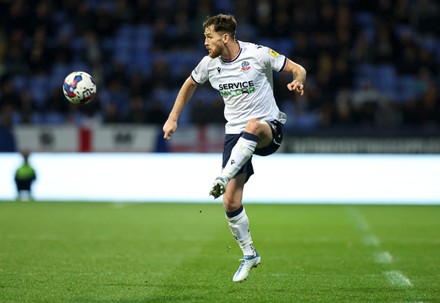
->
<box><xmin>269</xmin><ymin>49</ymin><xmax>279</xmax><ymax>58</ymax></box>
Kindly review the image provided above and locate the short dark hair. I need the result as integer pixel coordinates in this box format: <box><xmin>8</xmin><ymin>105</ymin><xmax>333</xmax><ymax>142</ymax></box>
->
<box><xmin>203</xmin><ymin>14</ymin><xmax>237</xmax><ymax>39</ymax></box>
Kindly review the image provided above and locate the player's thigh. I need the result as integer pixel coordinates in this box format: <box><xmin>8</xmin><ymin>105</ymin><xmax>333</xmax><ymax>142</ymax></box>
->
<box><xmin>223</xmin><ymin>173</ymin><xmax>247</xmax><ymax>212</ymax></box>
<box><xmin>254</xmin><ymin>120</ymin><xmax>273</xmax><ymax>149</ymax></box>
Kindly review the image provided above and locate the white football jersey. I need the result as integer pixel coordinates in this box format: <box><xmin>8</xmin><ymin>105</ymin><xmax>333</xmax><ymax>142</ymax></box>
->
<box><xmin>191</xmin><ymin>41</ymin><xmax>288</xmax><ymax>134</ymax></box>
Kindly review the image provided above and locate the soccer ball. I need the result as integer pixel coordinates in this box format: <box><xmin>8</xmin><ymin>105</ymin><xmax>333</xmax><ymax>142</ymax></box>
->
<box><xmin>62</xmin><ymin>71</ymin><xmax>97</xmax><ymax>104</ymax></box>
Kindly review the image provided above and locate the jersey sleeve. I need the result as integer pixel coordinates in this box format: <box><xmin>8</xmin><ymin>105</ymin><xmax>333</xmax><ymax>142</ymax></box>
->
<box><xmin>190</xmin><ymin>56</ymin><xmax>210</xmax><ymax>85</ymax></box>
<box><xmin>259</xmin><ymin>46</ymin><xmax>287</xmax><ymax>72</ymax></box>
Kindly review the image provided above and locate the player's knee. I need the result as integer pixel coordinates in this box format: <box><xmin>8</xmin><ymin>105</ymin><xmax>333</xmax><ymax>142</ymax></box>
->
<box><xmin>224</xmin><ymin>202</ymin><xmax>242</xmax><ymax>213</ymax></box>
<box><xmin>244</xmin><ymin>118</ymin><xmax>261</xmax><ymax>134</ymax></box>
<box><xmin>223</xmin><ymin>196</ymin><xmax>241</xmax><ymax>212</ymax></box>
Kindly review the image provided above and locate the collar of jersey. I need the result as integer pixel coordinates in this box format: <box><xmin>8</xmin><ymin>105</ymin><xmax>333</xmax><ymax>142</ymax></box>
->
<box><xmin>220</xmin><ymin>47</ymin><xmax>242</xmax><ymax>63</ymax></box>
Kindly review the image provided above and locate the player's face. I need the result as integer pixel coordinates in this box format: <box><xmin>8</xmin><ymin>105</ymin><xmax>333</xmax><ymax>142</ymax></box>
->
<box><xmin>204</xmin><ymin>26</ymin><xmax>224</xmax><ymax>58</ymax></box>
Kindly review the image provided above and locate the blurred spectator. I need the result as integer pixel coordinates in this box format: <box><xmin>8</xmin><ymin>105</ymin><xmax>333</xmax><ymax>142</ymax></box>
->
<box><xmin>352</xmin><ymin>81</ymin><xmax>387</xmax><ymax>128</ymax></box>
<box><xmin>152</xmin><ymin>17</ymin><xmax>172</xmax><ymax>51</ymax></box>
<box><xmin>150</xmin><ymin>60</ymin><xmax>174</xmax><ymax>88</ymax></box>
<box><xmin>18</xmin><ymin>90</ymin><xmax>39</xmax><ymax>124</ymax></box>
<box><xmin>125</xmin><ymin>95</ymin><xmax>148</xmax><ymax>124</ymax></box>
<box><xmin>333</xmin><ymin>53</ymin><xmax>354</xmax><ymax>89</ymax></box>
<box><xmin>3</xmin><ymin>28</ymin><xmax>30</xmax><ymax>76</ymax></box>
<box><xmin>114</xmin><ymin>0</ymin><xmax>134</xmax><ymax>24</ymax></box>
<box><xmin>411</xmin><ymin>0</ymin><xmax>439</xmax><ymax>36</ymax></box>
<box><xmin>352</xmin><ymin>81</ymin><xmax>386</xmax><ymax>109</ymax></box>
<box><xmin>403</xmin><ymin>82</ymin><xmax>440</xmax><ymax>128</ymax></box>
<box><xmin>0</xmin><ymin>104</ymin><xmax>16</xmax><ymax>152</ymax></box>
<box><xmin>333</xmin><ymin>89</ymin><xmax>354</xmax><ymax>127</ymax></box>
<box><xmin>129</xmin><ymin>71</ymin><xmax>152</xmax><ymax>98</ymax></box>
<box><xmin>351</xmin><ymin>31</ymin><xmax>374</xmax><ymax>64</ymax></box>
<box><xmin>102</xmin><ymin>103</ymin><xmax>123</xmax><ymax>124</ymax></box>
<box><xmin>374</xmin><ymin>100</ymin><xmax>403</xmax><ymax>129</ymax></box>
<box><xmin>71</xmin><ymin>1</ymin><xmax>96</xmax><ymax>36</ymax></box>
<box><xmin>102</xmin><ymin>78</ymin><xmax>130</xmax><ymax>120</ymax></box>
<box><xmin>190</xmin><ymin>95</ymin><xmax>225</xmax><ymax>126</ymax></box>
<box><xmin>94</xmin><ymin>6</ymin><xmax>116</xmax><ymax>38</ymax></box>
<box><xmin>373</xmin><ymin>22</ymin><xmax>396</xmax><ymax>64</ymax></box>
<box><xmin>133</xmin><ymin>0</ymin><xmax>155</xmax><ymax>24</ymax></box>
<box><xmin>145</xmin><ymin>100</ymin><xmax>168</xmax><ymax>125</ymax></box>
<box><xmin>0</xmin><ymin>75</ymin><xmax>19</xmax><ymax>108</ymax></box>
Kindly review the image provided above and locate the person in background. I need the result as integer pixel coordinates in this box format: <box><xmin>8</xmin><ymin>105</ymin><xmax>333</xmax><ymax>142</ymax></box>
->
<box><xmin>15</xmin><ymin>151</ymin><xmax>37</xmax><ymax>201</ymax></box>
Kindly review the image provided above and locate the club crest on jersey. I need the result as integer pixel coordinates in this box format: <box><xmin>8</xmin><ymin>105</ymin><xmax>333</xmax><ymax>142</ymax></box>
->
<box><xmin>270</xmin><ymin>49</ymin><xmax>279</xmax><ymax>58</ymax></box>
<box><xmin>217</xmin><ymin>67</ymin><xmax>221</xmax><ymax>74</ymax></box>
<box><xmin>241</xmin><ymin>61</ymin><xmax>251</xmax><ymax>71</ymax></box>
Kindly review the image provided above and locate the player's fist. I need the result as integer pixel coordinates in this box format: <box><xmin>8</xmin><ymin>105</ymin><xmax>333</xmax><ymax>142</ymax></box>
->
<box><xmin>163</xmin><ymin>119</ymin><xmax>177</xmax><ymax>140</ymax></box>
<box><xmin>287</xmin><ymin>80</ymin><xmax>304</xmax><ymax>95</ymax></box>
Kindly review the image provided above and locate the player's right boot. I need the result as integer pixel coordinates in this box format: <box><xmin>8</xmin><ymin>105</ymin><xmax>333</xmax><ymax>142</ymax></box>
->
<box><xmin>209</xmin><ymin>176</ymin><xmax>229</xmax><ymax>199</ymax></box>
<box><xmin>232</xmin><ymin>253</ymin><xmax>261</xmax><ymax>282</ymax></box>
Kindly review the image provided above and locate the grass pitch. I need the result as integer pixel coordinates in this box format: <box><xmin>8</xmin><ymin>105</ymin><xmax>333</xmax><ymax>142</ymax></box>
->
<box><xmin>0</xmin><ymin>202</ymin><xmax>439</xmax><ymax>302</ymax></box>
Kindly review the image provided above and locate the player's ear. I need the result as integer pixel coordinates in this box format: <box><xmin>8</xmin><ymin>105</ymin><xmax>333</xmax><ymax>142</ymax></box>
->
<box><xmin>222</xmin><ymin>33</ymin><xmax>229</xmax><ymax>44</ymax></box>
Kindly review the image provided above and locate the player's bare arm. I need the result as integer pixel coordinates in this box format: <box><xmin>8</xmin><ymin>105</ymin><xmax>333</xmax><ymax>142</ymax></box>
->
<box><xmin>163</xmin><ymin>76</ymin><xmax>198</xmax><ymax>140</ymax></box>
<box><xmin>284</xmin><ymin>59</ymin><xmax>306</xmax><ymax>95</ymax></box>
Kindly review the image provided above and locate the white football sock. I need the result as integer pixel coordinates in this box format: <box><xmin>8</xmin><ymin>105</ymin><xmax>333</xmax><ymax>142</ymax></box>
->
<box><xmin>226</xmin><ymin>207</ymin><xmax>256</xmax><ymax>257</ymax></box>
<box><xmin>222</xmin><ymin>132</ymin><xmax>258</xmax><ymax>181</ymax></box>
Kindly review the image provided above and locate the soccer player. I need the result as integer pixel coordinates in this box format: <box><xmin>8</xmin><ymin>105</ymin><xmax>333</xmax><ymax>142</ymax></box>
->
<box><xmin>163</xmin><ymin>14</ymin><xmax>306</xmax><ymax>282</ymax></box>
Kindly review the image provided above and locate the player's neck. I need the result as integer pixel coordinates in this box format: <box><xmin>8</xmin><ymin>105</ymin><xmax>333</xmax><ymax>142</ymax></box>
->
<box><xmin>221</xmin><ymin>40</ymin><xmax>240</xmax><ymax>61</ymax></box>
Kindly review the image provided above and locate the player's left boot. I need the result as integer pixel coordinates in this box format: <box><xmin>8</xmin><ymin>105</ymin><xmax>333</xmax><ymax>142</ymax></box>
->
<box><xmin>232</xmin><ymin>253</ymin><xmax>261</xmax><ymax>282</ymax></box>
<box><xmin>209</xmin><ymin>176</ymin><xmax>228</xmax><ymax>199</ymax></box>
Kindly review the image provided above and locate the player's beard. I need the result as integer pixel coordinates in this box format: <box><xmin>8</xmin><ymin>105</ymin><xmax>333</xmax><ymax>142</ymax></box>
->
<box><xmin>208</xmin><ymin>44</ymin><xmax>223</xmax><ymax>58</ymax></box>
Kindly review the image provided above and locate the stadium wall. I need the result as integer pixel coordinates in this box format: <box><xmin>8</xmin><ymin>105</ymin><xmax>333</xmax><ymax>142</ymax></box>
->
<box><xmin>12</xmin><ymin>125</ymin><xmax>440</xmax><ymax>154</ymax></box>
<box><xmin>1</xmin><ymin>153</ymin><xmax>439</xmax><ymax>204</ymax></box>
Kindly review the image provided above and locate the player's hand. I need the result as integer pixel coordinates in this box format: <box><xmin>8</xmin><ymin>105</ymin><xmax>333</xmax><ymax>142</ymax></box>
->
<box><xmin>163</xmin><ymin>119</ymin><xmax>177</xmax><ymax>140</ymax></box>
<box><xmin>287</xmin><ymin>80</ymin><xmax>304</xmax><ymax>96</ymax></box>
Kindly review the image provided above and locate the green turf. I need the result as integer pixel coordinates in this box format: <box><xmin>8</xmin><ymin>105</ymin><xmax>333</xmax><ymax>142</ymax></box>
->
<box><xmin>0</xmin><ymin>202</ymin><xmax>439</xmax><ymax>302</ymax></box>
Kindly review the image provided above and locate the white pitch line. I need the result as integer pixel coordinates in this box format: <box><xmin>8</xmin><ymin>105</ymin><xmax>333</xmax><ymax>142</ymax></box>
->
<box><xmin>346</xmin><ymin>208</ymin><xmax>414</xmax><ymax>290</ymax></box>
<box><xmin>346</xmin><ymin>207</ymin><xmax>370</xmax><ymax>232</ymax></box>
<box><xmin>375</xmin><ymin>251</ymin><xmax>393</xmax><ymax>264</ymax></box>
<box><xmin>363</xmin><ymin>234</ymin><xmax>380</xmax><ymax>247</ymax></box>
<box><xmin>384</xmin><ymin>270</ymin><xmax>413</xmax><ymax>287</ymax></box>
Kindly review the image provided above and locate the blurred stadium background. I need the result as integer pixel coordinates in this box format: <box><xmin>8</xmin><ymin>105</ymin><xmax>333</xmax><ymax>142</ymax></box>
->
<box><xmin>1</xmin><ymin>0</ymin><xmax>439</xmax><ymax>150</ymax></box>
